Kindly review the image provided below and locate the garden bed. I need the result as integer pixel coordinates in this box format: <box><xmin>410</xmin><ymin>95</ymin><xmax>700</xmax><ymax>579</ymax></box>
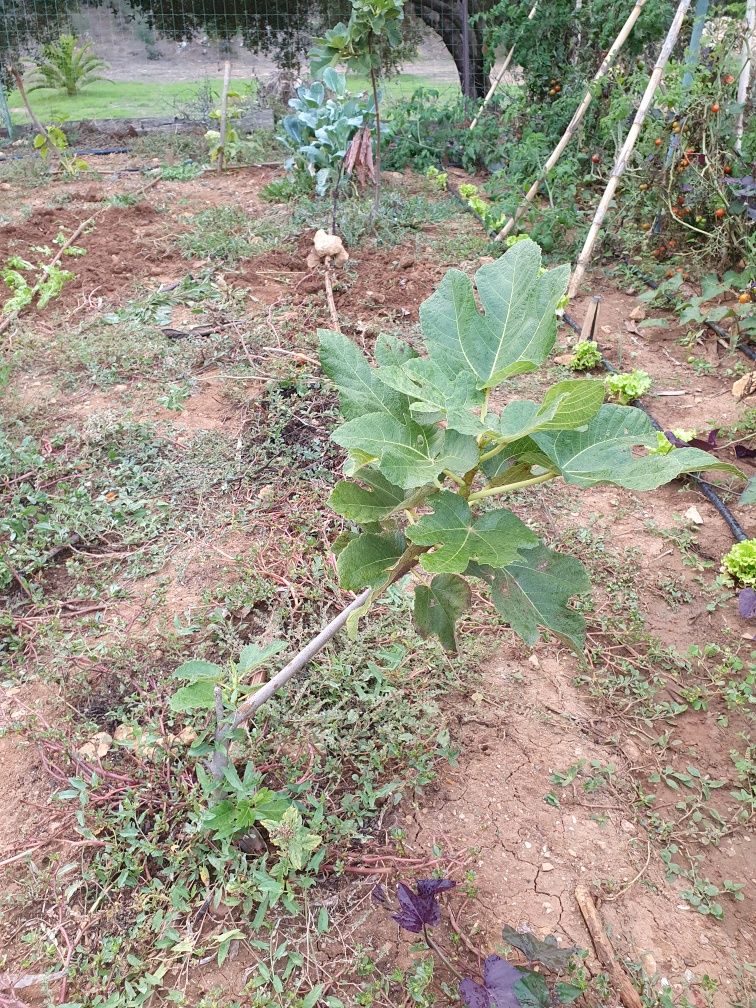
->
<box><xmin>0</xmin><ymin>147</ymin><xmax>754</xmax><ymax>1008</ymax></box>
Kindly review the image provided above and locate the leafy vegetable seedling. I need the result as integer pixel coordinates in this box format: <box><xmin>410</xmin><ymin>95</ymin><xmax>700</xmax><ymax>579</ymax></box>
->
<box><xmin>320</xmin><ymin>240</ymin><xmax>743</xmax><ymax>652</ymax></box>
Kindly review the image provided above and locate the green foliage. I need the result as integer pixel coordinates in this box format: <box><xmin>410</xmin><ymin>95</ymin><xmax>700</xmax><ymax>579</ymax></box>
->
<box><xmin>477</xmin><ymin>0</ymin><xmax>673</xmax><ymax>101</ymax></box>
<box><xmin>33</xmin><ymin>123</ymin><xmax>89</xmax><ymax>176</ymax></box>
<box><xmin>28</xmin><ymin>34</ymin><xmax>109</xmax><ymax>96</ymax></box>
<box><xmin>178</xmin><ymin>205</ymin><xmax>295</xmax><ymax>262</ymax></box>
<box><xmin>310</xmin><ymin>0</ymin><xmax>407</xmax><ymax>78</ymax></box>
<box><xmin>383</xmin><ymin>88</ymin><xmax>508</xmax><ymax>173</ymax></box>
<box><xmin>569</xmin><ymin>340</ymin><xmax>602</xmax><ymax>371</ymax></box>
<box><xmin>722</xmin><ymin>540</ymin><xmax>756</xmax><ymax>589</ymax></box>
<box><xmin>278</xmin><ymin>69</ymin><xmax>376</xmax><ymax>195</ymax></box>
<box><xmin>2</xmin><ymin>254</ymin><xmax>76</xmax><ymax>317</ymax></box>
<box><xmin>320</xmin><ymin>240</ymin><xmax>742</xmax><ymax>653</ymax></box>
<box><xmin>205</xmin><ymin>87</ymin><xmax>262</xmax><ymax>166</ymax></box>
<box><xmin>604</xmin><ymin>369</ymin><xmax>651</xmax><ymax>405</ymax></box>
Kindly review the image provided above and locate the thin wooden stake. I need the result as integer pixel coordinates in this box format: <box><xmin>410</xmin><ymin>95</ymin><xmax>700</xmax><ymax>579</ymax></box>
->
<box><xmin>735</xmin><ymin>0</ymin><xmax>755</xmax><ymax>153</ymax></box>
<box><xmin>469</xmin><ymin>3</ymin><xmax>538</xmax><ymax>131</ymax></box>
<box><xmin>496</xmin><ymin>0</ymin><xmax>648</xmax><ymax>240</ymax></box>
<box><xmin>579</xmin><ymin>295</ymin><xmax>602</xmax><ymax>344</ymax></box>
<box><xmin>323</xmin><ymin>255</ymin><xmax>341</xmax><ymax>332</ymax></box>
<box><xmin>568</xmin><ymin>0</ymin><xmax>692</xmax><ymax>300</ymax></box>
<box><xmin>575</xmin><ymin>885</ymin><xmax>645</xmax><ymax>1008</ymax></box>
<box><xmin>217</xmin><ymin>59</ymin><xmax>231</xmax><ymax>173</ymax></box>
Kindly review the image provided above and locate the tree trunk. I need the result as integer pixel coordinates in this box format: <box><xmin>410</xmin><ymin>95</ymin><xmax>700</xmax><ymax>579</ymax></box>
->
<box><xmin>410</xmin><ymin>0</ymin><xmax>488</xmax><ymax>98</ymax></box>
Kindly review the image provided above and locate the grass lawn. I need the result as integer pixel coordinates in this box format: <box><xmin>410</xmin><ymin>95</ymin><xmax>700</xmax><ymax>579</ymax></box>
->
<box><xmin>8</xmin><ymin>77</ymin><xmax>258</xmax><ymax>125</ymax></box>
<box><xmin>8</xmin><ymin>72</ymin><xmax>460</xmax><ymax>126</ymax></box>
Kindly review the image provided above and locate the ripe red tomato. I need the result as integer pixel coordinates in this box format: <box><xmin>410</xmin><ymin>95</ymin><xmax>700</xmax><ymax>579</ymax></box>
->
<box><xmin>723</xmin><ymin>165</ymin><xmax>732</xmax><ymax>175</ymax></box>
<box><xmin>715</xmin><ymin>207</ymin><xmax>726</xmax><ymax>219</ymax></box>
<box><xmin>711</xmin><ymin>102</ymin><xmax>720</xmax><ymax>113</ymax></box>
<box><xmin>591</xmin><ymin>154</ymin><xmax>601</xmax><ymax>164</ymax></box>
<box><xmin>738</xmin><ymin>292</ymin><xmax>752</xmax><ymax>304</ymax></box>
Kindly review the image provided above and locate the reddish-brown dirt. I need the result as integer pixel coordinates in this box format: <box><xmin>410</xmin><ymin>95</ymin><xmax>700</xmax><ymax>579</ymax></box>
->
<box><xmin>0</xmin><ymin>202</ymin><xmax>181</xmax><ymax>300</ymax></box>
<box><xmin>1</xmin><ymin>161</ymin><xmax>754</xmax><ymax>1008</ymax></box>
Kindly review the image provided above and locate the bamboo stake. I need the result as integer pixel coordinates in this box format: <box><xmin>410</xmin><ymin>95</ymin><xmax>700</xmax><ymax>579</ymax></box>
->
<box><xmin>735</xmin><ymin>0</ymin><xmax>755</xmax><ymax>153</ymax></box>
<box><xmin>230</xmin><ymin>588</ymin><xmax>371</xmax><ymax>730</ymax></box>
<box><xmin>216</xmin><ymin>59</ymin><xmax>232</xmax><ymax>172</ymax></box>
<box><xmin>567</xmin><ymin>0</ymin><xmax>692</xmax><ymax>300</ymax></box>
<box><xmin>496</xmin><ymin>0</ymin><xmax>648</xmax><ymax>240</ymax></box>
<box><xmin>468</xmin><ymin>3</ymin><xmax>538</xmax><ymax>131</ymax></box>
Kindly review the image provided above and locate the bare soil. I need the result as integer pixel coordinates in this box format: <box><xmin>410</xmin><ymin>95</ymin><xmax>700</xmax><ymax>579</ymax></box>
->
<box><xmin>0</xmin><ymin>156</ymin><xmax>754</xmax><ymax>1008</ymax></box>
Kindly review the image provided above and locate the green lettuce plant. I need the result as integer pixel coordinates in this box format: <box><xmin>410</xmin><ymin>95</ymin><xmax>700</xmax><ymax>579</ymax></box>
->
<box><xmin>604</xmin><ymin>369</ymin><xmax>652</xmax><ymax>405</ymax></box>
<box><xmin>320</xmin><ymin>240</ymin><xmax>742</xmax><ymax>652</ymax></box>
<box><xmin>569</xmin><ymin>340</ymin><xmax>602</xmax><ymax>371</ymax></box>
<box><xmin>722</xmin><ymin>540</ymin><xmax>756</xmax><ymax>589</ymax></box>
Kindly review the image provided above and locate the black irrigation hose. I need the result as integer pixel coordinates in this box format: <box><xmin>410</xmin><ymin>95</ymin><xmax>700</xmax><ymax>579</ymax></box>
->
<box><xmin>562</xmin><ymin>309</ymin><xmax>748</xmax><ymax>543</ymax></box>
<box><xmin>0</xmin><ymin>146</ymin><xmax>131</xmax><ymax>161</ymax></box>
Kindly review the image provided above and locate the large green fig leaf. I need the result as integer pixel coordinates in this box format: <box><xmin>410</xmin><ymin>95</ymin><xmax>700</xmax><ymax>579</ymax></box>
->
<box><xmin>319</xmin><ymin>328</ymin><xmax>408</xmax><ymax>421</ymax></box>
<box><xmin>374</xmin><ymin>332</ymin><xmax>418</xmax><ymax>367</ymax></box>
<box><xmin>376</xmin><ymin>359</ymin><xmax>485</xmax><ymax>435</ymax></box>
<box><xmin>419</xmin><ymin>240</ymin><xmax>570</xmax><ymax>389</ymax></box>
<box><xmin>533</xmin><ymin>404</ymin><xmax>743</xmax><ymax>489</ymax></box>
<box><xmin>489</xmin><ymin>379</ymin><xmax>605</xmax><ymax>441</ymax></box>
<box><xmin>472</xmin><ymin>545</ymin><xmax>590</xmax><ymax>651</ymax></box>
<box><xmin>331</xmin><ymin>414</ymin><xmax>479</xmax><ymax>489</ymax></box>
<box><xmin>329</xmin><ymin>469</ymin><xmax>411</xmax><ymax>522</ymax></box>
<box><xmin>741</xmin><ymin>477</ymin><xmax>756</xmax><ymax>505</ymax></box>
<box><xmin>336</xmin><ymin>530</ymin><xmax>406</xmax><ymax>591</ymax></box>
<box><xmin>406</xmin><ymin>490</ymin><xmax>539</xmax><ymax>573</ymax></box>
<box><xmin>414</xmin><ymin>573</ymin><xmax>471</xmax><ymax>651</ymax></box>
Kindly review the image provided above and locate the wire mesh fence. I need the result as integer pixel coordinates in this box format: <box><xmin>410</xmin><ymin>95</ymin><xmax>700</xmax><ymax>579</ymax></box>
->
<box><xmin>1</xmin><ymin>0</ymin><xmax>474</xmax><ymax>139</ymax></box>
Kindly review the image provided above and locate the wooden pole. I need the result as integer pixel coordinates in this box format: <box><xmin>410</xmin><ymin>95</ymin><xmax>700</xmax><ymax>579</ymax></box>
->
<box><xmin>567</xmin><ymin>0</ymin><xmax>691</xmax><ymax>300</ymax></box>
<box><xmin>735</xmin><ymin>0</ymin><xmax>755</xmax><ymax>153</ymax></box>
<box><xmin>468</xmin><ymin>3</ymin><xmax>538</xmax><ymax>131</ymax></box>
<box><xmin>575</xmin><ymin>885</ymin><xmax>645</xmax><ymax>1008</ymax></box>
<box><xmin>496</xmin><ymin>0</ymin><xmax>649</xmax><ymax>240</ymax></box>
<box><xmin>217</xmin><ymin>59</ymin><xmax>231</xmax><ymax>172</ymax></box>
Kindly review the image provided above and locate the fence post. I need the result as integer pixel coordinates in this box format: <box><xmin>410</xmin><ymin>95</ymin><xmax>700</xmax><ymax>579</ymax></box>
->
<box><xmin>461</xmin><ymin>0</ymin><xmax>471</xmax><ymax>98</ymax></box>
<box><xmin>0</xmin><ymin>81</ymin><xmax>13</xmax><ymax>141</ymax></box>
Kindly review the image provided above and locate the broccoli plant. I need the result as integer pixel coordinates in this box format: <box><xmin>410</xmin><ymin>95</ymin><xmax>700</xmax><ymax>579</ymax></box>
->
<box><xmin>320</xmin><ymin>240</ymin><xmax>742</xmax><ymax>653</ymax></box>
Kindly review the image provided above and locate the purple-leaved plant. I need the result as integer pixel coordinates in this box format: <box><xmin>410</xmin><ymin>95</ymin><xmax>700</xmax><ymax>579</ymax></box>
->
<box><xmin>459</xmin><ymin>955</ymin><xmax>524</xmax><ymax>1008</ymax></box>
<box><xmin>392</xmin><ymin>879</ymin><xmax>457</xmax><ymax>933</ymax></box>
<box><xmin>739</xmin><ymin>587</ymin><xmax>756</xmax><ymax>618</ymax></box>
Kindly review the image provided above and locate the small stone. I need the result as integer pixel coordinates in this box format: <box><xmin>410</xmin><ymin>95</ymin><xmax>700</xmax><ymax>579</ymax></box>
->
<box><xmin>528</xmin><ymin>654</ymin><xmax>540</xmax><ymax>668</ymax></box>
<box><xmin>621</xmin><ymin>819</ymin><xmax>636</xmax><ymax>833</ymax></box>
<box><xmin>77</xmin><ymin>731</ymin><xmax>112</xmax><ymax>761</ymax></box>
<box><xmin>175</xmin><ymin>726</ymin><xmax>197</xmax><ymax>745</ymax></box>
<box><xmin>541</xmin><ymin>862</ymin><xmax>554</xmax><ymax>871</ymax></box>
<box><xmin>629</xmin><ymin>305</ymin><xmax>646</xmax><ymax>321</ymax></box>
<box><xmin>640</xmin><ymin>953</ymin><xmax>657</xmax><ymax>977</ymax></box>
<box><xmin>699</xmin><ymin>935</ymin><xmax>709</xmax><ymax>946</ymax></box>
<box><xmin>684</xmin><ymin>506</ymin><xmax>703</xmax><ymax>525</ymax></box>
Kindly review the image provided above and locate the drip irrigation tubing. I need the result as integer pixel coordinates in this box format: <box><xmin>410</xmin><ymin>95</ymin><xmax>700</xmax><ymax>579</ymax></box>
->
<box><xmin>448</xmin><ymin>189</ymin><xmax>749</xmax><ymax>543</ymax></box>
<box><xmin>562</xmin><ymin>309</ymin><xmax>748</xmax><ymax>543</ymax></box>
<box><xmin>0</xmin><ymin>146</ymin><xmax>131</xmax><ymax>161</ymax></box>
